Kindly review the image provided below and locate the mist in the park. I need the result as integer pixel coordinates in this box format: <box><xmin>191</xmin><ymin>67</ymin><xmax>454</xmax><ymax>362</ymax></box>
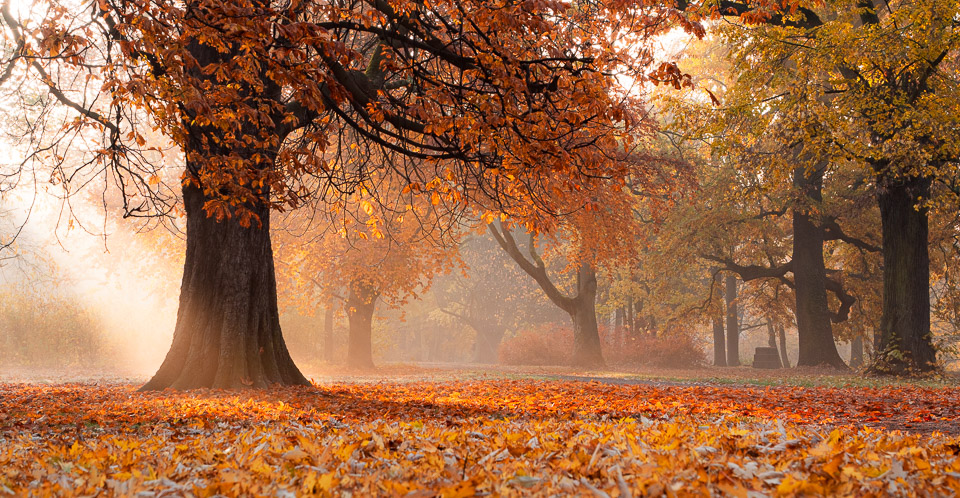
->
<box><xmin>1</xmin><ymin>0</ymin><xmax>960</xmax><ymax>496</ymax></box>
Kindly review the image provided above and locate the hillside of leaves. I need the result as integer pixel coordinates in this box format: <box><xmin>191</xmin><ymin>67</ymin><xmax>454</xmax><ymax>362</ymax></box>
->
<box><xmin>2</xmin><ymin>377</ymin><xmax>959</xmax><ymax>496</ymax></box>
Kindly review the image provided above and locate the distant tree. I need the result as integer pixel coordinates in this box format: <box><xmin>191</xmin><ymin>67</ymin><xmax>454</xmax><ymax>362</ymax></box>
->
<box><xmin>433</xmin><ymin>233</ymin><xmax>552</xmax><ymax>364</ymax></box>
<box><xmin>660</xmin><ymin>27</ymin><xmax>876</xmax><ymax>370</ymax></box>
<box><xmin>682</xmin><ymin>0</ymin><xmax>960</xmax><ymax>374</ymax></box>
<box><xmin>275</xmin><ymin>168</ymin><xmax>461</xmax><ymax>370</ymax></box>
<box><xmin>486</xmin><ymin>167</ymin><xmax>675</xmax><ymax>367</ymax></box>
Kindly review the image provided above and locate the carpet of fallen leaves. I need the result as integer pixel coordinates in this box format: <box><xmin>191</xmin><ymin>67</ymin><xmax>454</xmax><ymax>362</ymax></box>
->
<box><xmin>2</xmin><ymin>379</ymin><xmax>960</xmax><ymax>496</ymax></box>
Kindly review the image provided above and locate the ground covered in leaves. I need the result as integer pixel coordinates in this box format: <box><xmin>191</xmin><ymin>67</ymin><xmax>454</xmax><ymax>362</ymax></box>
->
<box><xmin>1</xmin><ymin>376</ymin><xmax>960</xmax><ymax>496</ymax></box>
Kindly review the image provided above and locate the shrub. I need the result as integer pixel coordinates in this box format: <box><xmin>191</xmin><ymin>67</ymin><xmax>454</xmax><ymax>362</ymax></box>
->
<box><xmin>0</xmin><ymin>287</ymin><xmax>110</xmax><ymax>369</ymax></box>
<box><xmin>499</xmin><ymin>323</ymin><xmax>707</xmax><ymax>368</ymax></box>
<box><xmin>605</xmin><ymin>329</ymin><xmax>706</xmax><ymax>368</ymax></box>
<box><xmin>498</xmin><ymin>323</ymin><xmax>573</xmax><ymax>366</ymax></box>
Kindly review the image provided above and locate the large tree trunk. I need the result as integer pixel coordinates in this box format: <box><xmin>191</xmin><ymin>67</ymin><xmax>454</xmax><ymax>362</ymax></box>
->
<box><xmin>347</xmin><ymin>282</ymin><xmax>379</xmax><ymax>370</ymax></box>
<box><xmin>141</xmin><ymin>14</ymin><xmax>310</xmax><ymax>390</ymax></box>
<box><xmin>725</xmin><ymin>274</ymin><xmax>740</xmax><ymax>367</ymax></box>
<box><xmin>792</xmin><ymin>166</ymin><xmax>847</xmax><ymax>369</ymax></box>
<box><xmin>871</xmin><ymin>175</ymin><xmax>936</xmax><ymax>373</ymax></box>
<box><xmin>569</xmin><ymin>263</ymin><xmax>604</xmax><ymax>368</ymax></box>
<box><xmin>488</xmin><ymin>225</ymin><xmax>605</xmax><ymax>367</ymax></box>
<box><xmin>141</xmin><ymin>184</ymin><xmax>310</xmax><ymax>390</ymax></box>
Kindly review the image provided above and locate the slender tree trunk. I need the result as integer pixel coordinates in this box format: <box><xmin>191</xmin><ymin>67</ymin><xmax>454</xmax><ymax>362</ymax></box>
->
<box><xmin>412</xmin><ymin>327</ymin><xmax>423</xmax><ymax>362</ymax></box>
<box><xmin>872</xmin><ymin>327</ymin><xmax>882</xmax><ymax>361</ymax></box>
<box><xmin>850</xmin><ymin>335</ymin><xmax>864</xmax><ymax>368</ymax></box>
<box><xmin>323</xmin><ymin>301</ymin><xmax>335</xmax><ymax>363</ymax></box>
<box><xmin>792</xmin><ymin>165</ymin><xmax>847</xmax><ymax>369</ymax></box>
<box><xmin>570</xmin><ymin>263</ymin><xmax>604</xmax><ymax>368</ymax></box>
<box><xmin>347</xmin><ymin>282</ymin><xmax>379</xmax><ymax>370</ymax></box>
<box><xmin>712</xmin><ymin>272</ymin><xmax>726</xmax><ymax>366</ymax></box>
<box><xmin>615</xmin><ymin>307</ymin><xmax>623</xmax><ymax>347</ymax></box>
<box><xmin>870</xmin><ymin>175</ymin><xmax>936</xmax><ymax>373</ymax></box>
<box><xmin>761</xmin><ymin>320</ymin><xmax>783</xmax><ymax>368</ymax></box>
<box><xmin>725</xmin><ymin>274</ymin><xmax>740</xmax><ymax>367</ymax></box>
<box><xmin>713</xmin><ymin>317</ymin><xmax>726</xmax><ymax>367</ymax></box>
<box><xmin>777</xmin><ymin>325</ymin><xmax>791</xmax><ymax>368</ymax></box>
<box><xmin>142</xmin><ymin>184</ymin><xmax>310</xmax><ymax>390</ymax></box>
<box><xmin>430</xmin><ymin>323</ymin><xmax>442</xmax><ymax>361</ymax></box>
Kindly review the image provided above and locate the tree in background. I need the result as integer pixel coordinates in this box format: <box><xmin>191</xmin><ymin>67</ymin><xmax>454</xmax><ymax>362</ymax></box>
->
<box><xmin>658</xmin><ymin>24</ymin><xmax>881</xmax><ymax>370</ymax></box>
<box><xmin>487</xmin><ymin>149</ymin><xmax>688</xmax><ymax>368</ymax></box>
<box><xmin>275</xmin><ymin>167</ymin><xmax>462</xmax><ymax>370</ymax></box>
<box><xmin>433</xmin><ymin>232</ymin><xmax>555</xmax><ymax>364</ymax></box>
<box><xmin>686</xmin><ymin>0</ymin><xmax>960</xmax><ymax>374</ymax></box>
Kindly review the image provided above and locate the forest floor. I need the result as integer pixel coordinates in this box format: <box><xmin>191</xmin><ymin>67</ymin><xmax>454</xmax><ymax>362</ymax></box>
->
<box><xmin>1</xmin><ymin>364</ymin><xmax>959</xmax><ymax>496</ymax></box>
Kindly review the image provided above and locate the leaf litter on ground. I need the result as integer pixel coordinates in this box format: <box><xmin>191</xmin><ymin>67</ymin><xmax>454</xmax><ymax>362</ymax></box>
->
<box><xmin>0</xmin><ymin>379</ymin><xmax>959</xmax><ymax>496</ymax></box>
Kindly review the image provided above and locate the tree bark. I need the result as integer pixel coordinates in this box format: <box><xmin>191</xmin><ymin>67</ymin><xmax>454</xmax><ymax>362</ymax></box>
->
<box><xmin>712</xmin><ymin>272</ymin><xmax>726</xmax><ymax>366</ymax></box>
<box><xmin>871</xmin><ymin>175</ymin><xmax>936</xmax><ymax>373</ymax></box>
<box><xmin>766</xmin><ymin>319</ymin><xmax>777</xmax><ymax>348</ymax></box>
<box><xmin>872</xmin><ymin>327</ymin><xmax>882</xmax><ymax>361</ymax></box>
<box><xmin>850</xmin><ymin>335</ymin><xmax>864</xmax><ymax>368</ymax></box>
<box><xmin>347</xmin><ymin>281</ymin><xmax>379</xmax><ymax>370</ymax></box>
<box><xmin>570</xmin><ymin>263</ymin><xmax>604</xmax><ymax>368</ymax></box>
<box><xmin>777</xmin><ymin>325</ymin><xmax>791</xmax><ymax>368</ymax></box>
<box><xmin>141</xmin><ymin>18</ymin><xmax>310</xmax><ymax>390</ymax></box>
<box><xmin>713</xmin><ymin>316</ymin><xmax>726</xmax><ymax>367</ymax></box>
<box><xmin>141</xmin><ymin>184</ymin><xmax>310</xmax><ymax>390</ymax></box>
<box><xmin>615</xmin><ymin>307</ymin><xmax>624</xmax><ymax>346</ymax></box>
<box><xmin>412</xmin><ymin>327</ymin><xmax>423</xmax><ymax>362</ymax></box>
<box><xmin>792</xmin><ymin>165</ymin><xmax>847</xmax><ymax>369</ymax></box>
<box><xmin>725</xmin><ymin>274</ymin><xmax>740</xmax><ymax>367</ymax></box>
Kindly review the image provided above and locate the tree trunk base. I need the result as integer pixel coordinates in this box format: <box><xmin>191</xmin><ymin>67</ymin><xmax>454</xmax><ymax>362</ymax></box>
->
<box><xmin>141</xmin><ymin>184</ymin><xmax>310</xmax><ymax>391</ymax></box>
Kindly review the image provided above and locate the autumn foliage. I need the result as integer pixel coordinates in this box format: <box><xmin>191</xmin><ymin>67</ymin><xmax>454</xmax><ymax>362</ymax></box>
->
<box><xmin>498</xmin><ymin>325</ymin><xmax>706</xmax><ymax>368</ymax></box>
<box><xmin>498</xmin><ymin>324</ymin><xmax>574</xmax><ymax>366</ymax></box>
<box><xmin>606</xmin><ymin>331</ymin><xmax>707</xmax><ymax>369</ymax></box>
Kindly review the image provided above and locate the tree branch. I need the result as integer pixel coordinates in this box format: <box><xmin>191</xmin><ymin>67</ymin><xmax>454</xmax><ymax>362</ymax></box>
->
<box><xmin>702</xmin><ymin>254</ymin><xmax>794</xmax><ymax>287</ymax></box>
<box><xmin>488</xmin><ymin>222</ymin><xmax>575</xmax><ymax>312</ymax></box>
<box><xmin>824</xmin><ymin>277</ymin><xmax>856</xmax><ymax>323</ymax></box>
<box><xmin>1</xmin><ymin>1</ymin><xmax>119</xmax><ymax>135</ymax></box>
<box><xmin>821</xmin><ymin>218</ymin><xmax>880</xmax><ymax>252</ymax></box>
<box><xmin>674</xmin><ymin>0</ymin><xmax>824</xmax><ymax>29</ymax></box>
